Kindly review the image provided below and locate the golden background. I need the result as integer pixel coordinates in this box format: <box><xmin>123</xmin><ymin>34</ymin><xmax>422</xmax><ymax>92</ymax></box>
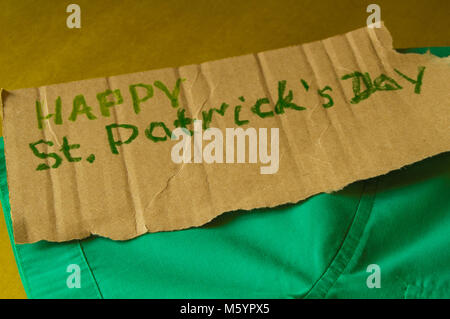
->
<box><xmin>0</xmin><ymin>0</ymin><xmax>448</xmax><ymax>298</ymax></box>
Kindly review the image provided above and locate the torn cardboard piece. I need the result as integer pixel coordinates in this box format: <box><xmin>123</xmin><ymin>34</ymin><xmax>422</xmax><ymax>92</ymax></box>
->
<box><xmin>2</xmin><ymin>24</ymin><xmax>449</xmax><ymax>243</ymax></box>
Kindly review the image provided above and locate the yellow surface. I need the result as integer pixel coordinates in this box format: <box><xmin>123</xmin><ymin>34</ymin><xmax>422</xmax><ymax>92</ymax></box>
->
<box><xmin>0</xmin><ymin>204</ymin><xmax>25</xmax><ymax>298</ymax></box>
<box><xmin>0</xmin><ymin>0</ymin><xmax>448</xmax><ymax>299</ymax></box>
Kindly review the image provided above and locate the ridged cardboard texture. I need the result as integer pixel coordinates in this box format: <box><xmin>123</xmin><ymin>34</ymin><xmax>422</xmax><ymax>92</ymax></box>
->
<box><xmin>2</xmin><ymin>24</ymin><xmax>449</xmax><ymax>243</ymax></box>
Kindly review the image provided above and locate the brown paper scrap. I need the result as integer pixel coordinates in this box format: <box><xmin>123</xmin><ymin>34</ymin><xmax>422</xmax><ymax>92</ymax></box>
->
<box><xmin>2</xmin><ymin>24</ymin><xmax>449</xmax><ymax>243</ymax></box>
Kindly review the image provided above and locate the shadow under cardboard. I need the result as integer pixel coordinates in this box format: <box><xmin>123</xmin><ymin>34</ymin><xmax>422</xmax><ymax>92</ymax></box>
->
<box><xmin>12</xmin><ymin>152</ymin><xmax>449</xmax><ymax>246</ymax></box>
<box><xmin>204</xmin><ymin>151</ymin><xmax>450</xmax><ymax>230</ymax></box>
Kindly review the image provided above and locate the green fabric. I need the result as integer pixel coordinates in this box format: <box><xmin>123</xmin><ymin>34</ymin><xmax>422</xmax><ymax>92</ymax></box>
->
<box><xmin>1</xmin><ymin>48</ymin><xmax>449</xmax><ymax>299</ymax></box>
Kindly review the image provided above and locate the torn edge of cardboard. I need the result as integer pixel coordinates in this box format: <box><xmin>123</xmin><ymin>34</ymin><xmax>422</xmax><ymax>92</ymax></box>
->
<box><xmin>2</xmin><ymin>23</ymin><xmax>450</xmax><ymax>243</ymax></box>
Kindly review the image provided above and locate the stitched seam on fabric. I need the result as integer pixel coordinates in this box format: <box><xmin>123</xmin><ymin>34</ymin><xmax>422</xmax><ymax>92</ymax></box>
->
<box><xmin>0</xmin><ymin>184</ymin><xmax>34</xmax><ymax>298</ymax></box>
<box><xmin>9</xmin><ymin>237</ymin><xmax>33</xmax><ymax>298</ymax></box>
<box><xmin>304</xmin><ymin>179</ymin><xmax>378</xmax><ymax>298</ymax></box>
<box><xmin>77</xmin><ymin>241</ymin><xmax>104</xmax><ymax>299</ymax></box>
<box><xmin>323</xmin><ymin>182</ymin><xmax>378</xmax><ymax>298</ymax></box>
<box><xmin>2</xmin><ymin>182</ymin><xmax>101</xmax><ymax>299</ymax></box>
<box><xmin>302</xmin><ymin>183</ymin><xmax>366</xmax><ymax>297</ymax></box>
<box><xmin>3</xmin><ymin>214</ymin><xmax>33</xmax><ymax>298</ymax></box>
